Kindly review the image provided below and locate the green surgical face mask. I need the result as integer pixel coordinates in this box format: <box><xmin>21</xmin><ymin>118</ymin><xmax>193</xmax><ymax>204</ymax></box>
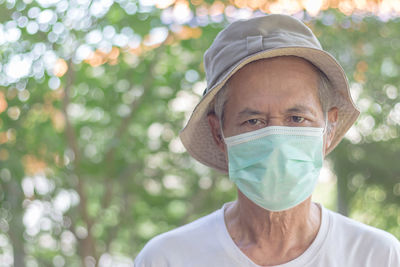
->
<box><xmin>224</xmin><ymin>126</ymin><xmax>324</xmax><ymax>212</ymax></box>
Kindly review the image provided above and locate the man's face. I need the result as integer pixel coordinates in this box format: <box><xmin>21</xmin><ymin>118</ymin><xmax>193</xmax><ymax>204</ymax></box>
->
<box><xmin>223</xmin><ymin>56</ymin><xmax>325</xmax><ymax>137</ymax></box>
<box><xmin>208</xmin><ymin>56</ymin><xmax>337</xmax><ymax>155</ymax></box>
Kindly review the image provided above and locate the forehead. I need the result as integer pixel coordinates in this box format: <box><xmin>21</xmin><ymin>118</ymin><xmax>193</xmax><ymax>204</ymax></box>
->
<box><xmin>228</xmin><ymin>56</ymin><xmax>319</xmax><ymax>89</ymax></box>
<box><xmin>225</xmin><ymin>56</ymin><xmax>321</xmax><ymax>108</ymax></box>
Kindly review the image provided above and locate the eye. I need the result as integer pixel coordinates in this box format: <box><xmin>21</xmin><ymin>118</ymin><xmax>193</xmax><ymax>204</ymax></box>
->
<box><xmin>245</xmin><ymin>119</ymin><xmax>264</xmax><ymax>126</ymax></box>
<box><xmin>248</xmin><ymin>119</ymin><xmax>259</xmax><ymax>125</ymax></box>
<box><xmin>291</xmin><ymin>116</ymin><xmax>305</xmax><ymax>123</ymax></box>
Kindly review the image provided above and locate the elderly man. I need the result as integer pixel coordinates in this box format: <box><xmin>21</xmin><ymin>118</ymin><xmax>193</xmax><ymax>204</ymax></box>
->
<box><xmin>135</xmin><ymin>14</ymin><xmax>400</xmax><ymax>266</ymax></box>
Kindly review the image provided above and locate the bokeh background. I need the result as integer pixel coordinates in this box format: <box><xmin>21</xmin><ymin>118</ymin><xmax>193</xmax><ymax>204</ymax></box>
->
<box><xmin>1</xmin><ymin>0</ymin><xmax>400</xmax><ymax>266</ymax></box>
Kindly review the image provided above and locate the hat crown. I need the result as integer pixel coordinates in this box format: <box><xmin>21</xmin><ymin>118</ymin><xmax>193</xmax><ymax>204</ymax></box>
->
<box><xmin>204</xmin><ymin>14</ymin><xmax>322</xmax><ymax>94</ymax></box>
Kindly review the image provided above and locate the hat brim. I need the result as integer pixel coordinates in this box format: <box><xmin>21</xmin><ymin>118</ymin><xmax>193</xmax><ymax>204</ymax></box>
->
<box><xmin>180</xmin><ymin>46</ymin><xmax>360</xmax><ymax>173</ymax></box>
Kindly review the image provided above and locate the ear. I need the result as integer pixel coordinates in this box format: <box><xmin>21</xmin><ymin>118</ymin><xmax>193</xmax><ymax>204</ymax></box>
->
<box><xmin>324</xmin><ymin>107</ymin><xmax>339</xmax><ymax>154</ymax></box>
<box><xmin>207</xmin><ymin>113</ymin><xmax>226</xmax><ymax>153</ymax></box>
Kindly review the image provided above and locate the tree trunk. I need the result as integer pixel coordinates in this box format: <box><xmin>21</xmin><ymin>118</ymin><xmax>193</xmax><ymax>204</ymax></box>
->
<box><xmin>337</xmin><ymin>175</ymin><xmax>349</xmax><ymax>216</ymax></box>
<box><xmin>7</xmin><ymin>179</ymin><xmax>26</xmax><ymax>267</ymax></box>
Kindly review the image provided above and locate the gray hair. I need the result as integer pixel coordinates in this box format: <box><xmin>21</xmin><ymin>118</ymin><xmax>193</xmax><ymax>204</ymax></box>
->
<box><xmin>211</xmin><ymin>68</ymin><xmax>336</xmax><ymax>133</ymax></box>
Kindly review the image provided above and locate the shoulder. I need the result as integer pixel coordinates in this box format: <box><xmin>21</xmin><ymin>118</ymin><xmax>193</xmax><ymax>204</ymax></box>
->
<box><xmin>326</xmin><ymin>208</ymin><xmax>400</xmax><ymax>264</ymax></box>
<box><xmin>134</xmin><ymin>209</ymin><xmax>221</xmax><ymax>266</ymax></box>
<box><xmin>328</xmin><ymin>209</ymin><xmax>399</xmax><ymax>245</ymax></box>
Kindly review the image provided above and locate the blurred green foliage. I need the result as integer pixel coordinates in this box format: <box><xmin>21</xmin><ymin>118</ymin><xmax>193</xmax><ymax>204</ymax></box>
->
<box><xmin>0</xmin><ymin>0</ymin><xmax>399</xmax><ymax>266</ymax></box>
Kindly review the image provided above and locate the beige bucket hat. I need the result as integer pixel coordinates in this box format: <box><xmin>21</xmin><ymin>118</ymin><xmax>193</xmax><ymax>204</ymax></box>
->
<box><xmin>180</xmin><ymin>14</ymin><xmax>360</xmax><ymax>173</ymax></box>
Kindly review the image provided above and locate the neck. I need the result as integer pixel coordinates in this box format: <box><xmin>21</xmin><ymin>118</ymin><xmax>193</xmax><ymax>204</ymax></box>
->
<box><xmin>224</xmin><ymin>190</ymin><xmax>321</xmax><ymax>266</ymax></box>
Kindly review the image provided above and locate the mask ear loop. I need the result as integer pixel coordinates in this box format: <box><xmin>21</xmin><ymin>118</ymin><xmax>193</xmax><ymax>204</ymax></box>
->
<box><xmin>219</xmin><ymin>123</ymin><xmax>226</xmax><ymax>142</ymax></box>
<box><xmin>322</xmin><ymin>112</ymin><xmax>329</xmax><ymax>153</ymax></box>
<box><xmin>322</xmin><ymin>112</ymin><xmax>329</xmax><ymax>135</ymax></box>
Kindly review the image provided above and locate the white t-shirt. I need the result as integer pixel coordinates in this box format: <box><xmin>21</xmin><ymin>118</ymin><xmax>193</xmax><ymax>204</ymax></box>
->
<box><xmin>134</xmin><ymin>204</ymin><xmax>400</xmax><ymax>267</ymax></box>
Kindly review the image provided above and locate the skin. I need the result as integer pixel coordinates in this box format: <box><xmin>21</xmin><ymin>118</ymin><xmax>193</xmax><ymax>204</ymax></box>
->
<box><xmin>207</xmin><ymin>56</ymin><xmax>338</xmax><ymax>266</ymax></box>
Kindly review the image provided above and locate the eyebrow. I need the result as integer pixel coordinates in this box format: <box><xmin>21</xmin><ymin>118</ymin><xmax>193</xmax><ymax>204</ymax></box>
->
<box><xmin>238</xmin><ymin>108</ymin><xmax>265</xmax><ymax>117</ymax></box>
<box><xmin>237</xmin><ymin>105</ymin><xmax>318</xmax><ymax>117</ymax></box>
<box><xmin>286</xmin><ymin>105</ymin><xmax>318</xmax><ymax>117</ymax></box>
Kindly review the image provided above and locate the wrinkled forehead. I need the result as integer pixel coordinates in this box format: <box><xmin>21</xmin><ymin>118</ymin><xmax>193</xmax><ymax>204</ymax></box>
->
<box><xmin>230</xmin><ymin>55</ymin><xmax>321</xmax><ymax>80</ymax></box>
<box><xmin>226</xmin><ymin>56</ymin><xmax>321</xmax><ymax>94</ymax></box>
<box><xmin>220</xmin><ymin>56</ymin><xmax>324</xmax><ymax>117</ymax></box>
